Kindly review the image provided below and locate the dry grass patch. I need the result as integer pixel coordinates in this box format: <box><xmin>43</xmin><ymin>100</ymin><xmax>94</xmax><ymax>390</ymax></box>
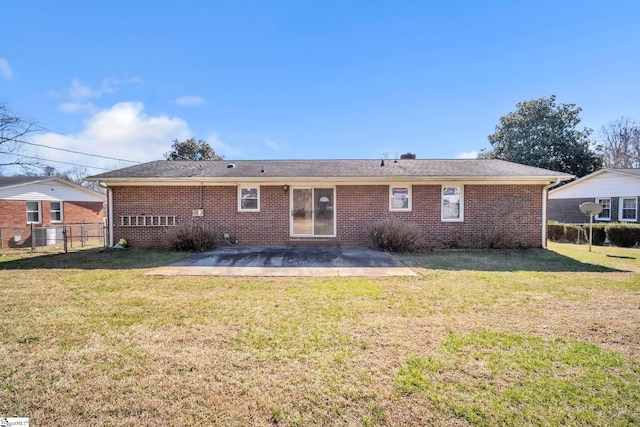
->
<box><xmin>0</xmin><ymin>245</ymin><xmax>639</xmax><ymax>425</ymax></box>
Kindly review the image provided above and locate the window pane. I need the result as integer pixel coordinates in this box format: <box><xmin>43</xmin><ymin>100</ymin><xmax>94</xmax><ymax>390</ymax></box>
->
<box><xmin>314</xmin><ymin>188</ymin><xmax>334</xmax><ymax>235</ymax></box>
<box><xmin>442</xmin><ymin>187</ymin><xmax>461</xmax><ymax>219</ymax></box>
<box><xmin>391</xmin><ymin>187</ymin><xmax>409</xmax><ymax>209</ymax></box>
<box><xmin>240</xmin><ymin>187</ymin><xmax>258</xmax><ymax>210</ymax></box>
<box><xmin>622</xmin><ymin>198</ymin><xmax>637</xmax><ymax>220</ymax></box>
<box><xmin>596</xmin><ymin>198</ymin><xmax>610</xmax><ymax>219</ymax></box>
<box><xmin>51</xmin><ymin>202</ymin><xmax>62</xmax><ymax>221</ymax></box>
<box><xmin>241</xmin><ymin>198</ymin><xmax>258</xmax><ymax>210</ymax></box>
<box><xmin>27</xmin><ymin>202</ymin><xmax>40</xmax><ymax>223</ymax></box>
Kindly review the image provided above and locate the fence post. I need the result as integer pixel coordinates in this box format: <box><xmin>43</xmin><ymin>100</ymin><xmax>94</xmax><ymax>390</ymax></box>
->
<box><xmin>31</xmin><ymin>223</ymin><xmax>35</xmax><ymax>253</ymax></box>
<box><xmin>81</xmin><ymin>222</ymin><xmax>85</xmax><ymax>247</ymax></box>
<box><xmin>0</xmin><ymin>227</ymin><xmax>3</xmax><ymax>250</ymax></box>
<box><xmin>63</xmin><ymin>226</ymin><xmax>68</xmax><ymax>253</ymax></box>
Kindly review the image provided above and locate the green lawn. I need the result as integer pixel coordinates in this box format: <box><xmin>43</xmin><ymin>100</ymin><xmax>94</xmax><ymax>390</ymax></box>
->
<box><xmin>0</xmin><ymin>243</ymin><xmax>638</xmax><ymax>426</ymax></box>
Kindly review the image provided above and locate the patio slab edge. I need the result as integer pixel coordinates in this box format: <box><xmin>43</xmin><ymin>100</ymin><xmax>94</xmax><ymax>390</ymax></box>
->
<box><xmin>146</xmin><ymin>266</ymin><xmax>417</xmax><ymax>277</ymax></box>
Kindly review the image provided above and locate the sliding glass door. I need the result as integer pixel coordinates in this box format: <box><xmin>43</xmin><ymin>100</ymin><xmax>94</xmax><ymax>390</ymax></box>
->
<box><xmin>291</xmin><ymin>187</ymin><xmax>335</xmax><ymax>237</ymax></box>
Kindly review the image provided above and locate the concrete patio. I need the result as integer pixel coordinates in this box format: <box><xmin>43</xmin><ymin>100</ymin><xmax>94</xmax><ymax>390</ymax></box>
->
<box><xmin>147</xmin><ymin>245</ymin><xmax>417</xmax><ymax>277</ymax></box>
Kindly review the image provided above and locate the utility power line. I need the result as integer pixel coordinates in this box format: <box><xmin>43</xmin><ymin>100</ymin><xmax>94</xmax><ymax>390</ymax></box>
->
<box><xmin>0</xmin><ymin>151</ymin><xmax>112</xmax><ymax>171</ymax></box>
<box><xmin>1</xmin><ymin>112</ymin><xmax>147</xmax><ymax>164</ymax></box>
<box><xmin>12</xmin><ymin>138</ymin><xmax>139</xmax><ymax>164</ymax></box>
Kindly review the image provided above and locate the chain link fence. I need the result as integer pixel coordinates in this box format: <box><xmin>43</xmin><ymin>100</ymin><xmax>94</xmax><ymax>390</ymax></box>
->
<box><xmin>0</xmin><ymin>222</ymin><xmax>107</xmax><ymax>253</ymax></box>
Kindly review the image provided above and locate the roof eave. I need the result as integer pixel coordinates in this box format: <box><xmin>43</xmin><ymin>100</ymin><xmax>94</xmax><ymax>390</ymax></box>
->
<box><xmin>93</xmin><ymin>175</ymin><xmax>572</xmax><ymax>187</ymax></box>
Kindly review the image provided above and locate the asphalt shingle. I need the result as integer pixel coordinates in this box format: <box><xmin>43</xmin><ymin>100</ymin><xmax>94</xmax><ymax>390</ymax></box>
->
<box><xmin>89</xmin><ymin>158</ymin><xmax>573</xmax><ymax>181</ymax></box>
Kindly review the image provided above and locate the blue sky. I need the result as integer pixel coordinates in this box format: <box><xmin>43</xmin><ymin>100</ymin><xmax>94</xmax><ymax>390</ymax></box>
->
<box><xmin>2</xmin><ymin>1</ymin><xmax>640</xmax><ymax>174</ymax></box>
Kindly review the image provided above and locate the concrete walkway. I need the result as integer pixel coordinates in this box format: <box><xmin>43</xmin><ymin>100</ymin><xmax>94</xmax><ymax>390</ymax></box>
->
<box><xmin>147</xmin><ymin>246</ymin><xmax>416</xmax><ymax>277</ymax></box>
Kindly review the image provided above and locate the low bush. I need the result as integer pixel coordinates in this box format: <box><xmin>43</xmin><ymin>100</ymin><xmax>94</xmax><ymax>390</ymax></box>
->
<box><xmin>366</xmin><ymin>218</ymin><xmax>422</xmax><ymax>252</ymax></box>
<box><xmin>547</xmin><ymin>224</ymin><xmax>565</xmax><ymax>241</ymax></box>
<box><xmin>165</xmin><ymin>222</ymin><xmax>220</xmax><ymax>251</ymax></box>
<box><xmin>582</xmin><ymin>223</ymin><xmax>607</xmax><ymax>246</ymax></box>
<box><xmin>564</xmin><ymin>224</ymin><xmax>581</xmax><ymax>243</ymax></box>
<box><xmin>606</xmin><ymin>223</ymin><xmax>640</xmax><ymax>247</ymax></box>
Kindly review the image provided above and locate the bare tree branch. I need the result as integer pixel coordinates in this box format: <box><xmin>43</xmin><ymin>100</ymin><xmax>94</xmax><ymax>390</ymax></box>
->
<box><xmin>598</xmin><ymin>117</ymin><xmax>640</xmax><ymax>168</ymax></box>
<box><xmin>0</xmin><ymin>103</ymin><xmax>40</xmax><ymax>171</ymax></box>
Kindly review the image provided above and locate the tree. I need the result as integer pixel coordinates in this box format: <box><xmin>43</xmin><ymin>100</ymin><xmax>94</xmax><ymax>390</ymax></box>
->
<box><xmin>597</xmin><ymin>117</ymin><xmax>640</xmax><ymax>168</ymax></box>
<box><xmin>0</xmin><ymin>103</ymin><xmax>39</xmax><ymax>171</ymax></box>
<box><xmin>481</xmin><ymin>95</ymin><xmax>601</xmax><ymax>177</ymax></box>
<box><xmin>164</xmin><ymin>138</ymin><xmax>223</xmax><ymax>161</ymax></box>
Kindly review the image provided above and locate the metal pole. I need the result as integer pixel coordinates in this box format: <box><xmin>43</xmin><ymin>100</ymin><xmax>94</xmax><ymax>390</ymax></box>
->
<box><xmin>31</xmin><ymin>223</ymin><xmax>35</xmax><ymax>253</ymax></box>
<box><xmin>589</xmin><ymin>214</ymin><xmax>593</xmax><ymax>252</ymax></box>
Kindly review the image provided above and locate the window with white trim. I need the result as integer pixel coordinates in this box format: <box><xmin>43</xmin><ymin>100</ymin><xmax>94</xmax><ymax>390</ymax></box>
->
<box><xmin>51</xmin><ymin>201</ymin><xmax>63</xmax><ymax>222</ymax></box>
<box><xmin>26</xmin><ymin>201</ymin><xmax>41</xmax><ymax>224</ymax></box>
<box><xmin>619</xmin><ymin>197</ymin><xmax>638</xmax><ymax>222</ymax></box>
<box><xmin>238</xmin><ymin>186</ymin><xmax>260</xmax><ymax>211</ymax></box>
<box><xmin>442</xmin><ymin>185</ymin><xmax>463</xmax><ymax>222</ymax></box>
<box><xmin>389</xmin><ymin>185</ymin><xmax>411</xmax><ymax>211</ymax></box>
<box><xmin>595</xmin><ymin>198</ymin><xmax>610</xmax><ymax>221</ymax></box>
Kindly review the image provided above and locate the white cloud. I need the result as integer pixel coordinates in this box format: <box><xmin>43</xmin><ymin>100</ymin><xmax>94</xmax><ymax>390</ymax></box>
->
<box><xmin>457</xmin><ymin>150</ymin><xmax>478</xmax><ymax>159</ymax></box>
<box><xmin>175</xmin><ymin>96</ymin><xmax>205</xmax><ymax>106</ymax></box>
<box><xmin>59</xmin><ymin>102</ymin><xmax>98</xmax><ymax>114</ymax></box>
<box><xmin>0</xmin><ymin>58</ymin><xmax>13</xmax><ymax>79</ymax></box>
<box><xmin>60</xmin><ymin>77</ymin><xmax>143</xmax><ymax>108</ymax></box>
<box><xmin>56</xmin><ymin>77</ymin><xmax>144</xmax><ymax>114</ymax></box>
<box><xmin>264</xmin><ymin>138</ymin><xmax>280</xmax><ymax>151</ymax></box>
<box><xmin>207</xmin><ymin>131</ymin><xmax>240</xmax><ymax>158</ymax></box>
<box><xmin>69</xmin><ymin>78</ymin><xmax>105</xmax><ymax>100</ymax></box>
<box><xmin>30</xmin><ymin>102</ymin><xmax>191</xmax><ymax>171</ymax></box>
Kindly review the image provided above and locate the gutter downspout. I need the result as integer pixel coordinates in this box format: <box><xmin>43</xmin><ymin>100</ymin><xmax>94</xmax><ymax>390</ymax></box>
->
<box><xmin>541</xmin><ymin>179</ymin><xmax>560</xmax><ymax>249</ymax></box>
<box><xmin>108</xmin><ymin>188</ymin><xmax>114</xmax><ymax>247</ymax></box>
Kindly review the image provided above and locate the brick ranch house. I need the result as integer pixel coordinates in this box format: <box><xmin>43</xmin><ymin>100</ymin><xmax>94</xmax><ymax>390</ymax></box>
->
<box><xmin>0</xmin><ymin>176</ymin><xmax>106</xmax><ymax>248</ymax></box>
<box><xmin>89</xmin><ymin>157</ymin><xmax>572</xmax><ymax>249</ymax></box>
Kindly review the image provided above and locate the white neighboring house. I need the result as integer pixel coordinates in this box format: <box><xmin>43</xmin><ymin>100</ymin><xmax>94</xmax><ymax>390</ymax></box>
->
<box><xmin>548</xmin><ymin>169</ymin><xmax>640</xmax><ymax>224</ymax></box>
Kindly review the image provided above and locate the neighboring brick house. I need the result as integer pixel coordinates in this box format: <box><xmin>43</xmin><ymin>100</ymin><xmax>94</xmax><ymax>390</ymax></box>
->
<box><xmin>89</xmin><ymin>157</ymin><xmax>572</xmax><ymax>249</ymax></box>
<box><xmin>0</xmin><ymin>176</ymin><xmax>106</xmax><ymax>248</ymax></box>
<box><xmin>549</xmin><ymin>169</ymin><xmax>640</xmax><ymax>224</ymax></box>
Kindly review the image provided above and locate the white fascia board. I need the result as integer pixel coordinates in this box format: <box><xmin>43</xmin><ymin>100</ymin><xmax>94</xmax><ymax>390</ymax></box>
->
<box><xmin>95</xmin><ymin>176</ymin><xmax>565</xmax><ymax>187</ymax></box>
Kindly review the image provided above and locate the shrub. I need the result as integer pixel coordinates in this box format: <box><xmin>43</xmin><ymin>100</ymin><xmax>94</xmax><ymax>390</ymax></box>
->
<box><xmin>165</xmin><ymin>222</ymin><xmax>220</xmax><ymax>251</ymax></box>
<box><xmin>366</xmin><ymin>218</ymin><xmax>422</xmax><ymax>252</ymax></box>
<box><xmin>564</xmin><ymin>224</ymin><xmax>581</xmax><ymax>243</ymax></box>
<box><xmin>606</xmin><ymin>223</ymin><xmax>640</xmax><ymax>247</ymax></box>
<box><xmin>547</xmin><ymin>224</ymin><xmax>565</xmax><ymax>241</ymax></box>
<box><xmin>582</xmin><ymin>223</ymin><xmax>607</xmax><ymax>246</ymax></box>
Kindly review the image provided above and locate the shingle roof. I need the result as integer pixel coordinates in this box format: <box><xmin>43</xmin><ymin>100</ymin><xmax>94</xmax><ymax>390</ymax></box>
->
<box><xmin>89</xmin><ymin>159</ymin><xmax>573</xmax><ymax>182</ymax></box>
<box><xmin>0</xmin><ymin>176</ymin><xmax>55</xmax><ymax>188</ymax></box>
<box><xmin>609</xmin><ymin>168</ymin><xmax>640</xmax><ymax>176</ymax></box>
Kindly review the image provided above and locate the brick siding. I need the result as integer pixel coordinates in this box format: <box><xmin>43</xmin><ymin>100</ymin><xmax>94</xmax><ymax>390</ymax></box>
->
<box><xmin>548</xmin><ymin>198</ymin><xmax>594</xmax><ymax>224</ymax></box>
<box><xmin>549</xmin><ymin>197</ymin><xmax>639</xmax><ymax>224</ymax></box>
<box><xmin>110</xmin><ymin>183</ymin><xmax>545</xmax><ymax>248</ymax></box>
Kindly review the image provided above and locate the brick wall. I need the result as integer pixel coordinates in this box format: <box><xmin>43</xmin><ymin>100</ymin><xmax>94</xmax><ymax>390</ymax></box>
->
<box><xmin>110</xmin><ymin>183</ymin><xmax>546</xmax><ymax>248</ymax></box>
<box><xmin>549</xmin><ymin>197</ymin><xmax>640</xmax><ymax>224</ymax></box>
<box><xmin>548</xmin><ymin>198</ymin><xmax>593</xmax><ymax>224</ymax></box>
<box><xmin>0</xmin><ymin>200</ymin><xmax>104</xmax><ymax>248</ymax></box>
<box><xmin>63</xmin><ymin>201</ymin><xmax>105</xmax><ymax>224</ymax></box>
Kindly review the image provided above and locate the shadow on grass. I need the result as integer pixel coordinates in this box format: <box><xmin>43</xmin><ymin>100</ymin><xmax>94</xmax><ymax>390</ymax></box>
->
<box><xmin>397</xmin><ymin>248</ymin><xmax>625</xmax><ymax>273</ymax></box>
<box><xmin>0</xmin><ymin>246</ymin><xmax>628</xmax><ymax>273</ymax></box>
<box><xmin>0</xmin><ymin>248</ymin><xmax>188</xmax><ymax>270</ymax></box>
